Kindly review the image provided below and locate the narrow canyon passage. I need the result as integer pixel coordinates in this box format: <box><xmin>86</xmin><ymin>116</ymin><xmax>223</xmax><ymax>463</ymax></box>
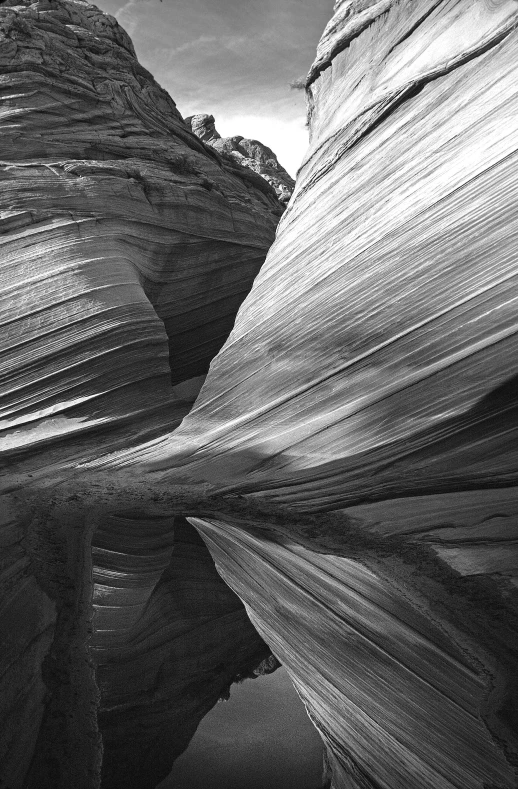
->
<box><xmin>1</xmin><ymin>0</ymin><xmax>518</xmax><ymax>788</ymax></box>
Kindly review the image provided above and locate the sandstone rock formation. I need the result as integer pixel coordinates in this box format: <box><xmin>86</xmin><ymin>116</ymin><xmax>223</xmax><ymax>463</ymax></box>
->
<box><xmin>186</xmin><ymin>113</ymin><xmax>295</xmax><ymax>204</ymax></box>
<box><xmin>0</xmin><ymin>0</ymin><xmax>282</xmax><ymax>473</ymax></box>
<box><xmin>151</xmin><ymin>1</ymin><xmax>518</xmax><ymax>786</ymax></box>
<box><xmin>2</xmin><ymin>1</ymin><xmax>518</xmax><ymax>789</ymax></box>
<box><xmin>0</xmin><ymin>1</ymin><xmax>281</xmax><ymax>786</ymax></box>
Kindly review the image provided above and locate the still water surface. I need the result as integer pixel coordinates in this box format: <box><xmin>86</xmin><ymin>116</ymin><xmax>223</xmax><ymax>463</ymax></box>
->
<box><xmin>159</xmin><ymin>666</ymin><xmax>324</xmax><ymax>789</ymax></box>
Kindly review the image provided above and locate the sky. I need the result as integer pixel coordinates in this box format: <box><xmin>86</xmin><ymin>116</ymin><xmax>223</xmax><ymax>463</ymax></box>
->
<box><xmin>96</xmin><ymin>0</ymin><xmax>334</xmax><ymax>176</ymax></box>
<box><xmin>159</xmin><ymin>667</ymin><xmax>324</xmax><ymax>789</ymax></box>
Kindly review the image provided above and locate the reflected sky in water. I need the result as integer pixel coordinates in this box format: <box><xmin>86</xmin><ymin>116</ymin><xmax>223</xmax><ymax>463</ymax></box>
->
<box><xmin>160</xmin><ymin>666</ymin><xmax>323</xmax><ymax>788</ymax></box>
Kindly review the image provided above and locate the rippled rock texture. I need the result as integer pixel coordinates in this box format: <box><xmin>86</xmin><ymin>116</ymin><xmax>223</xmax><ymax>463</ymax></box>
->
<box><xmin>152</xmin><ymin>1</ymin><xmax>518</xmax><ymax>786</ymax></box>
<box><xmin>0</xmin><ymin>1</ymin><xmax>282</xmax><ymax>786</ymax></box>
<box><xmin>0</xmin><ymin>0</ymin><xmax>281</xmax><ymax>472</ymax></box>
<box><xmin>186</xmin><ymin>113</ymin><xmax>295</xmax><ymax>204</ymax></box>
<box><xmin>2</xmin><ymin>1</ymin><xmax>518</xmax><ymax>788</ymax></box>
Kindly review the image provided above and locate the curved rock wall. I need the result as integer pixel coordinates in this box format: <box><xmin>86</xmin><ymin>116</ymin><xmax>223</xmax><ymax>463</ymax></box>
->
<box><xmin>0</xmin><ymin>2</ymin><xmax>282</xmax><ymax>786</ymax></box>
<box><xmin>159</xmin><ymin>0</ymin><xmax>518</xmax><ymax>510</ymax></box>
<box><xmin>0</xmin><ymin>0</ymin><xmax>281</xmax><ymax>476</ymax></box>
<box><xmin>146</xmin><ymin>2</ymin><xmax>518</xmax><ymax>787</ymax></box>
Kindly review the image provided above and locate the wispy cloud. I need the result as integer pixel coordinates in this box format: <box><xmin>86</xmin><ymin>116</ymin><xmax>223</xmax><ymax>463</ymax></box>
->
<box><xmin>97</xmin><ymin>0</ymin><xmax>333</xmax><ymax>174</ymax></box>
<box><xmin>113</xmin><ymin>0</ymin><xmax>139</xmax><ymax>36</ymax></box>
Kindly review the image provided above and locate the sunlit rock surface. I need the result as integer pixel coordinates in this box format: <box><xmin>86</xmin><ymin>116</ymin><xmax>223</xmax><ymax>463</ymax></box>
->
<box><xmin>186</xmin><ymin>113</ymin><xmax>295</xmax><ymax>204</ymax></box>
<box><xmin>156</xmin><ymin>0</ymin><xmax>518</xmax><ymax>507</ymax></box>
<box><xmin>148</xmin><ymin>1</ymin><xmax>518</xmax><ymax>786</ymax></box>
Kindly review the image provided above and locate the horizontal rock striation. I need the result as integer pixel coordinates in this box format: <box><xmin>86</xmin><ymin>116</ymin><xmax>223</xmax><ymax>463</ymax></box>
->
<box><xmin>186</xmin><ymin>113</ymin><xmax>295</xmax><ymax>204</ymax></box>
<box><xmin>0</xmin><ymin>0</ymin><xmax>281</xmax><ymax>475</ymax></box>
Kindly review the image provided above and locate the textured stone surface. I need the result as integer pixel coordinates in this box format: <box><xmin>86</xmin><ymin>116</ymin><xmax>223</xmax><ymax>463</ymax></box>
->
<box><xmin>186</xmin><ymin>113</ymin><xmax>295</xmax><ymax>204</ymax></box>
<box><xmin>150</xmin><ymin>2</ymin><xmax>518</xmax><ymax>787</ymax></box>
<box><xmin>0</xmin><ymin>2</ymin><xmax>280</xmax><ymax>786</ymax></box>
<box><xmin>2</xmin><ymin>1</ymin><xmax>518</xmax><ymax>789</ymax></box>
<box><xmin>0</xmin><ymin>0</ymin><xmax>281</xmax><ymax>472</ymax></box>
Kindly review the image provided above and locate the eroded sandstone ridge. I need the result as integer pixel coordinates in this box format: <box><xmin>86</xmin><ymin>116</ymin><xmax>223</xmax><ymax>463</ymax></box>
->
<box><xmin>186</xmin><ymin>113</ymin><xmax>295</xmax><ymax>204</ymax></box>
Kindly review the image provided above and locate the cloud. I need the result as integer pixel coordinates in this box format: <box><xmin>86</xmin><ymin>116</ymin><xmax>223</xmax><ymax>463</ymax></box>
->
<box><xmin>97</xmin><ymin>0</ymin><xmax>333</xmax><ymax>175</ymax></box>
<box><xmin>113</xmin><ymin>0</ymin><xmax>139</xmax><ymax>36</ymax></box>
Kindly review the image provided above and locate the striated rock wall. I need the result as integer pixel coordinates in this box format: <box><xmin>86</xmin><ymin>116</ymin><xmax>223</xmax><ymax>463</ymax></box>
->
<box><xmin>0</xmin><ymin>2</ymin><xmax>281</xmax><ymax>786</ymax></box>
<box><xmin>149</xmin><ymin>2</ymin><xmax>518</xmax><ymax>787</ymax></box>
<box><xmin>186</xmin><ymin>113</ymin><xmax>295</xmax><ymax>204</ymax></box>
<box><xmin>0</xmin><ymin>0</ymin><xmax>281</xmax><ymax>474</ymax></box>
<box><xmin>3</xmin><ymin>2</ymin><xmax>518</xmax><ymax>789</ymax></box>
<box><xmin>159</xmin><ymin>0</ymin><xmax>518</xmax><ymax>507</ymax></box>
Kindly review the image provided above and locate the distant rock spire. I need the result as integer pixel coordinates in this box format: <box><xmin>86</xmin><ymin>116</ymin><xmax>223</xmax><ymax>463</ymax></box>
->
<box><xmin>186</xmin><ymin>113</ymin><xmax>295</xmax><ymax>205</ymax></box>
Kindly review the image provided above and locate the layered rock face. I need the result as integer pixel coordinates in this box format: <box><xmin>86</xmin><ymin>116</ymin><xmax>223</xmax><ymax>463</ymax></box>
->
<box><xmin>186</xmin><ymin>113</ymin><xmax>295</xmax><ymax>204</ymax></box>
<box><xmin>151</xmin><ymin>1</ymin><xmax>518</xmax><ymax>787</ymax></box>
<box><xmin>0</xmin><ymin>2</ymin><xmax>281</xmax><ymax>786</ymax></box>
<box><xmin>0</xmin><ymin>0</ymin><xmax>281</xmax><ymax>474</ymax></box>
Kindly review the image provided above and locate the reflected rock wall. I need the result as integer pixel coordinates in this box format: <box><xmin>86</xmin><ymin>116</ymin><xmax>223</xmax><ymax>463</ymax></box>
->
<box><xmin>190</xmin><ymin>507</ymin><xmax>518</xmax><ymax>789</ymax></box>
<box><xmin>146</xmin><ymin>1</ymin><xmax>518</xmax><ymax>786</ymax></box>
<box><xmin>94</xmin><ymin>517</ymin><xmax>272</xmax><ymax>789</ymax></box>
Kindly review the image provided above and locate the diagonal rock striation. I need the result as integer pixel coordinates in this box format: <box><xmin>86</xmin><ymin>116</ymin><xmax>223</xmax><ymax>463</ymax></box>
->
<box><xmin>149</xmin><ymin>1</ymin><xmax>518</xmax><ymax>787</ymax></box>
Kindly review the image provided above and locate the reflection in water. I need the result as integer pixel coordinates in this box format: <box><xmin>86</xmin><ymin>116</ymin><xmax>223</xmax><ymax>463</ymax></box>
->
<box><xmin>189</xmin><ymin>516</ymin><xmax>516</xmax><ymax>789</ymax></box>
<box><xmin>160</xmin><ymin>666</ymin><xmax>324</xmax><ymax>789</ymax></box>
